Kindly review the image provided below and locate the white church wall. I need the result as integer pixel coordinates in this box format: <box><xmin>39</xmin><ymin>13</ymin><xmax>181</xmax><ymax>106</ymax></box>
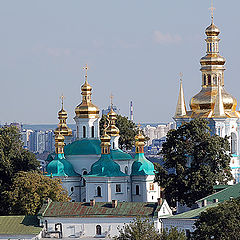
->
<box><xmin>43</xmin><ymin>217</ymin><xmax>155</xmax><ymax>238</ymax></box>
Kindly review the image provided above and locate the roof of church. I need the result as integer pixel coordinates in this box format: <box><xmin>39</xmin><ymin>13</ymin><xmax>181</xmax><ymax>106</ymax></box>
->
<box><xmin>110</xmin><ymin>149</ymin><xmax>132</xmax><ymax>161</ymax></box>
<box><xmin>87</xmin><ymin>154</ymin><xmax>127</xmax><ymax>177</ymax></box>
<box><xmin>46</xmin><ymin>153</ymin><xmax>79</xmax><ymax>177</ymax></box>
<box><xmin>196</xmin><ymin>183</ymin><xmax>240</xmax><ymax>204</ymax></box>
<box><xmin>168</xmin><ymin>203</ymin><xmax>218</xmax><ymax>219</ymax></box>
<box><xmin>0</xmin><ymin>216</ymin><xmax>42</xmax><ymax>235</ymax></box>
<box><xmin>64</xmin><ymin>139</ymin><xmax>101</xmax><ymax>155</ymax></box>
<box><xmin>131</xmin><ymin>153</ymin><xmax>155</xmax><ymax>176</ymax></box>
<box><xmin>38</xmin><ymin>201</ymin><xmax>161</xmax><ymax>218</ymax></box>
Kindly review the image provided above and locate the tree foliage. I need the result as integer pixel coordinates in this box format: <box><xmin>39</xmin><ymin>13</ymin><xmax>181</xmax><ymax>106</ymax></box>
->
<box><xmin>155</xmin><ymin>118</ymin><xmax>232</xmax><ymax>207</ymax></box>
<box><xmin>4</xmin><ymin>171</ymin><xmax>70</xmax><ymax>215</ymax></box>
<box><xmin>100</xmin><ymin>114</ymin><xmax>137</xmax><ymax>150</ymax></box>
<box><xmin>0</xmin><ymin>126</ymin><xmax>40</xmax><ymax>214</ymax></box>
<box><xmin>114</xmin><ymin>217</ymin><xmax>186</xmax><ymax>240</ymax></box>
<box><xmin>192</xmin><ymin>198</ymin><xmax>240</xmax><ymax>240</ymax></box>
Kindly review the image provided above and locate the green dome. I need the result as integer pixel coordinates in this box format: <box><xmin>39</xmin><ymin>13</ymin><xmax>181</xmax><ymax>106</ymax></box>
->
<box><xmin>131</xmin><ymin>153</ymin><xmax>155</xmax><ymax>176</ymax></box>
<box><xmin>64</xmin><ymin>139</ymin><xmax>101</xmax><ymax>155</ymax></box>
<box><xmin>88</xmin><ymin>154</ymin><xmax>127</xmax><ymax>177</ymax></box>
<box><xmin>46</xmin><ymin>153</ymin><xmax>79</xmax><ymax>177</ymax></box>
<box><xmin>46</xmin><ymin>154</ymin><xmax>67</xmax><ymax>177</ymax></box>
<box><xmin>110</xmin><ymin>149</ymin><xmax>132</xmax><ymax>160</ymax></box>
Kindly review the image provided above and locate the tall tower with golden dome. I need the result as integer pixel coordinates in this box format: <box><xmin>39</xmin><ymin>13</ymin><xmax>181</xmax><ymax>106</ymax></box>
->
<box><xmin>54</xmin><ymin>95</ymin><xmax>73</xmax><ymax>144</ymax></box>
<box><xmin>74</xmin><ymin>65</ymin><xmax>100</xmax><ymax>139</ymax></box>
<box><xmin>174</xmin><ymin>5</ymin><xmax>240</xmax><ymax>182</ymax></box>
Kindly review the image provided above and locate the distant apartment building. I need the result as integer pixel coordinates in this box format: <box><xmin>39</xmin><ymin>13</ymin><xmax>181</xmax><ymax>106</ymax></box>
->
<box><xmin>143</xmin><ymin>122</ymin><xmax>175</xmax><ymax>154</ymax></box>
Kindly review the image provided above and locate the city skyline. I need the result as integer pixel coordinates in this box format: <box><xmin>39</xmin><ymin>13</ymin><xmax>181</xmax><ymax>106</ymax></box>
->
<box><xmin>0</xmin><ymin>0</ymin><xmax>239</xmax><ymax>124</ymax></box>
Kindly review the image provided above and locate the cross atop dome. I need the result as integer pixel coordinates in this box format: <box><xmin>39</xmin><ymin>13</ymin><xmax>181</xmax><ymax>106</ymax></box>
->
<box><xmin>209</xmin><ymin>0</ymin><xmax>215</xmax><ymax>23</ymax></box>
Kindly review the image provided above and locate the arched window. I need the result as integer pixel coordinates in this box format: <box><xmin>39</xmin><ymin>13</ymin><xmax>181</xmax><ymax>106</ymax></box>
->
<box><xmin>70</xmin><ymin>186</ymin><xmax>74</xmax><ymax>192</ymax></box>
<box><xmin>77</xmin><ymin>126</ymin><xmax>79</xmax><ymax>139</ymax></box>
<box><xmin>136</xmin><ymin>185</ymin><xmax>140</xmax><ymax>195</ymax></box>
<box><xmin>96</xmin><ymin>225</ymin><xmax>102</xmax><ymax>235</ymax></box>
<box><xmin>113</xmin><ymin>142</ymin><xmax>115</xmax><ymax>149</ymax></box>
<box><xmin>203</xmin><ymin>74</ymin><xmax>206</xmax><ymax>85</ymax></box>
<box><xmin>208</xmin><ymin>74</ymin><xmax>211</xmax><ymax>85</ymax></box>
<box><xmin>125</xmin><ymin>166</ymin><xmax>128</xmax><ymax>174</ymax></box>
<box><xmin>97</xmin><ymin>186</ymin><xmax>101</xmax><ymax>197</ymax></box>
<box><xmin>213</xmin><ymin>75</ymin><xmax>217</xmax><ymax>85</ymax></box>
<box><xmin>83</xmin><ymin>126</ymin><xmax>86</xmax><ymax>138</ymax></box>
<box><xmin>91</xmin><ymin>126</ymin><xmax>94</xmax><ymax>138</ymax></box>
<box><xmin>231</xmin><ymin>132</ymin><xmax>237</xmax><ymax>155</ymax></box>
<box><xmin>83</xmin><ymin>170</ymin><xmax>88</xmax><ymax>175</ymax></box>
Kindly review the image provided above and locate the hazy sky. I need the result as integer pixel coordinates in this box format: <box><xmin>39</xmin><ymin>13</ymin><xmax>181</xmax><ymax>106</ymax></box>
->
<box><xmin>0</xmin><ymin>0</ymin><xmax>239</xmax><ymax>124</ymax></box>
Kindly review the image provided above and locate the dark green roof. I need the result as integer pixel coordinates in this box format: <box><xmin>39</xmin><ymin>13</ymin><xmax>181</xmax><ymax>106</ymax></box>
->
<box><xmin>131</xmin><ymin>153</ymin><xmax>155</xmax><ymax>176</ymax></box>
<box><xmin>110</xmin><ymin>149</ymin><xmax>132</xmax><ymax>161</ymax></box>
<box><xmin>88</xmin><ymin>154</ymin><xmax>127</xmax><ymax>177</ymax></box>
<box><xmin>169</xmin><ymin>203</ymin><xmax>218</xmax><ymax>219</ymax></box>
<box><xmin>0</xmin><ymin>216</ymin><xmax>42</xmax><ymax>235</ymax></box>
<box><xmin>196</xmin><ymin>183</ymin><xmax>240</xmax><ymax>203</ymax></box>
<box><xmin>213</xmin><ymin>184</ymin><xmax>230</xmax><ymax>191</ymax></box>
<box><xmin>64</xmin><ymin>139</ymin><xmax>101</xmax><ymax>155</ymax></box>
<box><xmin>38</xmin><ymin>201</ymin><xmax>160</xmax><ymax>218</ymax></box>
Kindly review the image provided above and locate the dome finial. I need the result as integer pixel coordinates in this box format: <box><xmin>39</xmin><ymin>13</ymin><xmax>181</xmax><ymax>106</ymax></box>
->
<box><xmin>83</xmin><ymin>64</ymin><xmax>89</xmax><ymax>82</ymax></box>
<box><xmin>110</xmin><ymin>93</ymin><xmax>114</xmax><ymax>109</ymax></box>
<box><xmin>209</xmin><ymin>0</ymin><xmax>215</xmax><ymax>23</ymax></box>
<box><xmin>60</xmin><ymin>94</ymin><xmax>64</xmax><ymax>110</ymax></box>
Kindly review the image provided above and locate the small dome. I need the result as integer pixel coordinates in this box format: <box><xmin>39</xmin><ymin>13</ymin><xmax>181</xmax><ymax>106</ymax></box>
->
<box><xmin>106</xmin><ymin>108</ymin><xmax>120</xmax><ymax>136</ymax></box>
<box><xmin>75</xmin><ymin>79</ymin><xmax>100</xmax><ymax>119</ymax></box>
<box><xmin>205</xmin><ymin>23</ymin><xmax>220</xmax><ymax>36</ymax></box>
<box><xmin>131</xmin><ymin>153</ymin><xmax>155</xmax><ymax>176</ymax></box>
<box><xmin>88</xmin><ymin>154</ymin><xmax>127</xmax><ymax>177</ymax></box>
<box><xmin>46</xmin><ymin>156</ymin><xmax>67</xmax><ymax>177</ymax></box>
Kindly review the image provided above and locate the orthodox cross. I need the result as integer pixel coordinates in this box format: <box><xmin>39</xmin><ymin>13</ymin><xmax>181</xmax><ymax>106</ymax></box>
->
<box><xmin>60</xmin><ymin>94</ymin><xmax>65</xmax><ymax>109</ymax></box>
<box><xmin>209</xmin><ymin>0</ymin><xmax>215</xmax><ymax>23</ymax></box>
<box><xmin>180</xmin><ymin>72</ymin><xmax>183</xmax><ymax>83</ymax></box>
<box><xmin>110</xmin><ymin>93</ymin><xmax>114</xmax><ymax>108</ymax></box>
<box><xmin>83</xmin><ymin>64</ymin><xmax>89</xmax><ymax>77</ymax></box>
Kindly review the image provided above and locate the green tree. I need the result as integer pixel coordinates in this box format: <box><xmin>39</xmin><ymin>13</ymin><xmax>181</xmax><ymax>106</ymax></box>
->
<box><xmin>155</xmin><ymin>118</ymin><xmax>232</xmax><ymax>207</ymax></box>
<box><xmin>100</xmin><ymin>114</ymin><xmax>137</xmax><ymax>150</ymax></box>
<box><xmin>192</xmin><ymin>198</ymin><xmax>240</xmax><ymax>240</ymax></box>
<box><xmin>114</xmin><ymin>217</ymin><xmax>186</xmax><ymax>240</ymax></box>
<box><xmin>0</xmin><ymin>126</ymin><xmax>40</xmax><ymax>214</ymax></box>
<box><xmin>4</xmin><ymin>171</ymin><xmax>70</xmax><ymax>215</ymax></box>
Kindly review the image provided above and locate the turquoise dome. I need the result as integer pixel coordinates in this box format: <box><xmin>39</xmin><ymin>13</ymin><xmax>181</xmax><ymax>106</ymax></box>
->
<box><xmin>88</xmin><ymin>154</ymin><xmax>127</xmax><ymax>177</ymax></box>
<box><xmin>46</xmin><ymin>154</ymin><xmax>67</xmax><ymax>177</ymax></box>
<box><xmin>131</xmin><ymin>153</ymin><xmax>155</xmax><ymax>176</ymax></box>
<box><xmin>46</xmin><ymin>153</ymin><xmax>79</xmax><ymax>177</ymax></box>
<box><xmin>64</xmin><ymin>139</ymin><xmax>101</xmax><ymax>155</ymax></box>
<box><xmin>110</xmin><ymin>149</ymin><xmax>132</xmax><ymax>160</ymax></box>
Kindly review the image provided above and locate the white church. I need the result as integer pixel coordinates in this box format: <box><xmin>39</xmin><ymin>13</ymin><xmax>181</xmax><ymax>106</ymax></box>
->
<box><xmin>46</xmin><ymin>70</ymin><xmax>160</xmax><ymax>203</ymax></box>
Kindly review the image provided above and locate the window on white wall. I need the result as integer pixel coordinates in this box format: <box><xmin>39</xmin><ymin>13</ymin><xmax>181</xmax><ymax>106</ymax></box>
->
<box><xmin>136</xmin><ymin>185</ymin><xmax>140</xmax><ymax>195</ymax></box>
<box><xmin>83</xmin><ymin>126</ymin><xmax>86</xmax><ymax>138</ymax></box>
<box><xmin>97</xmin><ymin>186</ymin><xmax>102</xmax><ymax>197</ymax></box>
<box><xmin>96</xmin><ymin>225</ymin><xmax>102</xmax><ymax>235</ymax></box>
<box><xmin>116</xmin><ymin>184</ymin><xmax>121</xmax><ymax>193</ymax></box>
<box><xmin>149</xmin><ymin>183</ymin><xmax>154</xmax><ymax>191</ymax></box>
<box><xmin>125</xmin><ymin>166</ymin><xmax>128</xmax><ymax>174</ymax></box>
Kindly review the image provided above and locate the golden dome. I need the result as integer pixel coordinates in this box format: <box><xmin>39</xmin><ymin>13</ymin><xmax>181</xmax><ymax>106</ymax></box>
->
<box><xmin>101</xmin><ymin>125</ymin><xmax>111</xmax><ymax>154</ymax></box>
<box><xmin>205</xmin><ymin>23</ymin><xmax>220</xmax><ymax>36</ymax></box>
<box><xmin>55</xmin><ymin>96</ymin><xmax>72</xmax><ymax>137</ymax></box>
<box><xmin>55</xmin><ymin>133</ymin><xmax>65</xmax><ymax>154</ymax></box>
<box><xmin>135</xmin><ymin>127</ymin><xmax>145</xmax><ymax>154</ymax></box>
<box><xmin>190</xmin><ymin>87</ymin><xmax>237</xmax><ymax>115</ymax></box>
<box><xmin>75</xmin><ymin>77</ymin><xmax>99</xmax><ymax>119</ymax></box>
<box><xmin>106</xmin><ymin>108</ymin><xmax>120</xmax><ymax>136</ymax></box>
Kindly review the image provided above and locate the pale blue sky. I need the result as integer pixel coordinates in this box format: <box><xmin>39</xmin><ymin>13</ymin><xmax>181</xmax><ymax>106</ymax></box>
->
<box><xmin>0</xmin><ymin>0</ymin><xmax>239</xmax><ymax>124</ymax></box>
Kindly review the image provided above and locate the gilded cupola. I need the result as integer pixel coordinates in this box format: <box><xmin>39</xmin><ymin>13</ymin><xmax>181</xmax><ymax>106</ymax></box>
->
<box><xmin>55</xmin><ymin>133</ymin><xmax>65</xmax><ymax>154</ymax></box>
<box><xmin>75</xmin><ymin>65</ymin><xmax>100</xmax><ymax>119</ymax></box>
<box><xmin>135</xmin><ymin>126</ymin><xmax>145</xmax><ymax>154</ymax></box>
<box><xmin>101</xmin><ymin>124</ymin><xmax>111</xmax><ymax>155</ymax></box>
<box><xmin>106</xmin><ymin>96</ymin><xmax>120</xmax><ymax>136</ymax></box>
<box><xmin>54</xmin><ymin>95</ymin><xmax>72</xmax><ymax>137</ymax></box>
<box><xmin>189</xmin><ymin>14</ymin><xmax>238</xmax><ymax>118</ymax></box>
